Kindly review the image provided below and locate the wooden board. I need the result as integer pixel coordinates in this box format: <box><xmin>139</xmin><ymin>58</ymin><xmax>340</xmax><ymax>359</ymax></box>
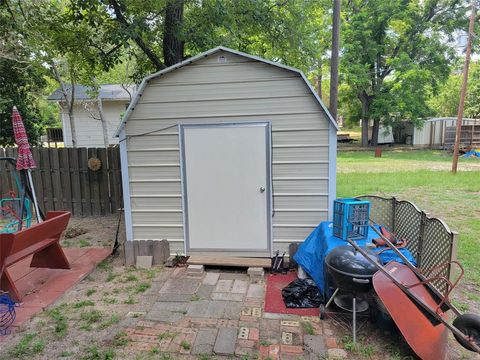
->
<box><xmin>187</xmin><ymin>256</ymin><xmax>271</xmax><ymax>268</ymax></box>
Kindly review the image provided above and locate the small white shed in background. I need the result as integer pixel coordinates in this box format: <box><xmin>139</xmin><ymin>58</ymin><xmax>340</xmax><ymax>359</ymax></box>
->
<box><xmin>116</xmin><ymin>46</ymin><xmax>338</xmax><ymax>260</ymax></box>
<box><xmin>49</xmin><ymin>84</ymin><xmax>134</xmax><ymax>147</ymax></box>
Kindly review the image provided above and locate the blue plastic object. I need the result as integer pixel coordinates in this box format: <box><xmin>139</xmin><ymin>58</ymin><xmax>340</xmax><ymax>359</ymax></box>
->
<box><xmin>0</xmin><ymin>293</ymin><xmax>16</xmax><ymax>335</ymax></box>
<box><xmin>293</xmin><ymin>221</ymin><xmax>417</xmax><ymax>296</ymax></box>
<box><xmin>333</xmin><ymin>198</ymin><xmax>370</xmax><ymax>240</ymax></box>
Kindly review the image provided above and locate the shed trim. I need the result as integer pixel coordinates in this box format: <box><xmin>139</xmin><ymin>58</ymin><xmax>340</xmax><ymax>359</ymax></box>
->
<box><xmin>119</xmin><ymin>129</ymin><xmax>133</xmax><ymax>241</ymax></box>
<box><xmin>328</xmin><ymin>124</ymin><xmax>337</xmax><ymax>220</ymax></box>
<box><xmin>114</xmin><ymin>46</ymin><xmax>338</xmax><ymax>137</ymax></box>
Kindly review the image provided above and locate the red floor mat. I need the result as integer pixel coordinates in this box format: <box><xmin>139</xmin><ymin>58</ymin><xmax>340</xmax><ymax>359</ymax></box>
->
<box><xmin>264</xmin><ymin>272</ymin><xmax>319</xmax><ymax>316</ymax></box>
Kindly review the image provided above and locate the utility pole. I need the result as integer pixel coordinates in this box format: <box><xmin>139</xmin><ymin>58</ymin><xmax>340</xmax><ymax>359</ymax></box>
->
<box><xmin>452</xmin><ymin>2</ymin><xmax>476</xmax><ymax>173</ymax></box>
<box><xmin>329</xmin><ymin>0</ymin><xmax>341</xmax><ymax>122</ymax></box>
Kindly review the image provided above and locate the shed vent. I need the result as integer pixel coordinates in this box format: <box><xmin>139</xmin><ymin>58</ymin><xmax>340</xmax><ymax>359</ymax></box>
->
<box><xmin>218</xmin><ymin>55</ymin><xmax>227</xmax><ymax>63</ymax></box>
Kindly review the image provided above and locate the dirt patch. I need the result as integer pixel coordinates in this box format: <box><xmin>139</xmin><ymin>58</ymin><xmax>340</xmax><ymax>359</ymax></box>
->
<box><xmin>61</xmin><ymin>214</ymin><xmax>124</xmax><ymax>249</ymax></box>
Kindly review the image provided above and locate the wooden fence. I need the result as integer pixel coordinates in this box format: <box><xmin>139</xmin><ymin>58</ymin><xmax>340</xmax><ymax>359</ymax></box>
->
<box><xmin>0</xmin><ymin>147</ymin><xmax>122</xmax><ymax>217</ymax></box>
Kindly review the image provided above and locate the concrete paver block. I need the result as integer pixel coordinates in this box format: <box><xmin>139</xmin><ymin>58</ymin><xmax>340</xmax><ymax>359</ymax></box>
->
<box><xmin>282</xmin><ymin>331</ymin><xmax>293</xmax><ymax>345</ymax></box>
<box><xmin>281</xmin><ymin>320</ymin><xmax>300</xmax><ymax>327</ymax></box>
<box><xmin>159</xmin><ymin>278</ymin><xmax>200</xmax><ymax>295</ymax></box>
<box><xmin>157</xmin><ymin>293</ymin><xmax>191</xmax><ymax>302</ymax></box>
<box><xmin>247</xmin><ymin>267</ymin><xmax>264</xmax><ymax>278</ymax></box>
<box><xmin>187</xmin><ymin>264</ymin><xmax>205</xmax><ymax>276</ymax></box>
<box><xmin>192</xmin><ymin>328</ymin><xmax>218</xmax><ymax>355</ymax></box>
<box><xmin>213</xmin><ymin>327</ymin><xmax>237</xmax><ymax>355</ymax></box>
<box><xmin>246</xmin><ymin>284</ymin><xmax>264</xmax><ymax>298</ymax></box>
<box><xmin>328</xmin><ymin>348</ymin><xmax>348</xmax><ymax>359</ymax></box>
<box><xmin>215</xmin><ymin>279</ymin><xmax>233</xmax><ymax>292</ymax></box>
<box><xmin>145</xmin><ymin>309</ymin><xmax>183</xmax><ymax>323</ymax></box>
<box><xmin>203</xmin><ymin>272</ymin><xmax>220</xmax><ymax>285</ymax></box>
<box><xmin>238</xmin><ymin>327</ymin><xmax>249</xmax><ymax>339</ymax></box>
<box><xmin>136</xmin><ymin>255</ymin><xmax>153</xmax><ymax>269</ymax></box>
<box><xmin>304</xmin><ymin>335</ymin><xmax>327</xmax><ymax>360</ymax></box>
<box><xmin>231</xmin><ymin>280</ymin><xmax>249</xmax><ymax>294</ymax></box>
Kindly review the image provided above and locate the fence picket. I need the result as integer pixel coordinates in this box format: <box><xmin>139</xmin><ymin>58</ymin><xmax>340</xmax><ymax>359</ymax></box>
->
<box><xmin>68</xmin><ymin>148</ymin><xmax>82</xmax><ymax>216</ymax></box>
<box><xmin>0</xmin><ymin>147</ymin><xmax>122</xmax><ymax>217</ymax></box>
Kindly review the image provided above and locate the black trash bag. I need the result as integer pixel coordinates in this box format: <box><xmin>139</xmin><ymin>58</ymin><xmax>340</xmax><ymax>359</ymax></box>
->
<box><xmin>282</xmin><ymin>278</ymin><xmax>324</xmax><ymax>308</ymax></box>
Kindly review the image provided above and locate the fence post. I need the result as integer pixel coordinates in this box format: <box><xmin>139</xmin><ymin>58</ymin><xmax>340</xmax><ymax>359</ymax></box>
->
<box><xmin>449</xmin><ymin>231</ymin><xmax>459</xmax><ymax>283</ymax></box>
<box><xmin>417</xmin><ymin>211</ymin><xmax>428</xmax><ymax>268</ymax></box>
<box><xmin>391</xmin><ymin>196</ymin><xmax>397</xmax><ymax>233</ymax></box>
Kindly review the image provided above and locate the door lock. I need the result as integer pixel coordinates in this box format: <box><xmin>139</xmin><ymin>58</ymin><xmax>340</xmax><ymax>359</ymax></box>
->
<box><xmin>259</xmin><ymin>186</ymin><xmax>266</xmax><ymax>193</ymax></box>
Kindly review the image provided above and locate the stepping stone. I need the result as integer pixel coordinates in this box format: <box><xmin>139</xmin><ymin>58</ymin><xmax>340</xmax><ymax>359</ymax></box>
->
<box><xmin>145</xmin><ymin>309</ymin><xmax>183</xmax><ymax>323</ymax></box>
<box><xmin>211</xmin><ymin>292</ymin><xmax>244</xmax><ymax>302</ymax></box>
<box><xmin>223</xmin><ymin>302</ymin><xmax>243</xmax><ymax>320</ymax></box>
<box><xmin>157</xmin><ymin>293</ymin><xmax>191</xmax><ymax>302</ymax></box>
<box><xmin>282</xmin><ymin>332</ymin><xmax>293</xmax><ymax>345</ymax></box>
<box><xmin>196</xmin><ymin>284</ymin><xmax>214</xmax><ymax>299</ymax></box>
<box><xmin>215</xmin><ymin>279</ymin><xmax>233</xmax><ymax>292</ymax></box>
<box><xmin>136</xmin><ymin>255</ymin><xmax>153</xmax><ymax>269</ymax></box>
<box><xmin>238</xmin><ymin>327</ymin><xmax>249</xmax><ymax>339</ymax></box>
<box><xmin>246</xmin><ymin>284</ymin><xmax>264</xmax><ymax>298</ymax></box>
<box><xmin>214</xmin><ymin>328</ymin><xmax>237</xmax><ymax>355</ymax></box>
<box><xmin>187</xmin><ymin>264</ymin><xmax>205</xmax><ymax>276</ymax></box>
<box><xmin>159</xmin><ymin>278</ymin><xmax>200</xmax><ymax>295</ymax></box>
<box><xmin>328</xmin><ymin>348</ymin><xmax>348</xmax><ymax>359</ymax></box>
<box><xmin>304</xmin><ymin>335</ymin><xmax>327</xmax><ymax>360</ymax></box>
<box><xmin>150</xmin><ymin>301</ymin><xmax>188</xmax><ymax>313</ymax></box>
<box><xmin>187</xmin><ymin>300</ymin><xmax>210</xmax><ymax>318</ymax></box>
<box><xmin>192</xmin><ymin>328</ymin><xmax>218</xmax><ymax>355</ymax></box>
<box><xmin>231</xmin><ymin>280</ymin><xmax>249</xmax><ymax>294</ymax></box>
<box><xmin>203</xmin><ymin>272</ymin><xmax>220</xmax><ymax>285</ymax></box>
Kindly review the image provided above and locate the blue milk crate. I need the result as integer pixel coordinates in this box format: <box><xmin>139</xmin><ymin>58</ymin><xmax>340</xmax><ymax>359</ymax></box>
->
<box><xmin>333</xmin><ymin>198</ymin><xmax>370</xmax><ymax>240</ymax></box>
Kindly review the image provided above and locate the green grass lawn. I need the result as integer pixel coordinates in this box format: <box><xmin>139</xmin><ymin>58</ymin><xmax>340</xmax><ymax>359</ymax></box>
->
<box><xmin>337</xmin><ymin>149</ymin><xmax>480</xmax><ymax>286</ymax></box>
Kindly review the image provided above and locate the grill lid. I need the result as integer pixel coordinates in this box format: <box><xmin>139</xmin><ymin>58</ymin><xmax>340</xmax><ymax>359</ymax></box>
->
<box><xmin>325</xmin><ymin>245</ymin><xmax>380</xmax><ymax>277</ymax></box>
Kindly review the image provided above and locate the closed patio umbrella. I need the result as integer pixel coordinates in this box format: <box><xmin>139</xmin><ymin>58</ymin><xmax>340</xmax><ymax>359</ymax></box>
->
<box><xmin>11</xmin><ymin>106</ymin><xmax>42</xmax><ymax>225</ymax></box>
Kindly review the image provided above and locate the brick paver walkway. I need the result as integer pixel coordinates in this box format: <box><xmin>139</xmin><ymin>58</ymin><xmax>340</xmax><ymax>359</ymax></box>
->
<box><xmin>121</xmin><ymin>267</ymin><xmax>347</xmax><ymax>359</ymax></box>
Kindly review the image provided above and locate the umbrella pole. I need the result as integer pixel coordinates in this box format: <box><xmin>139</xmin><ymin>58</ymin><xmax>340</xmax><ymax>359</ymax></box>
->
<box><xmin>17</xmin><ymin>170</ymin><xmax>27</xmax><ymax>231</ymax></box>
<box><xmin>27</xmin><ymin>170</ymin><xmax>42</xmax><ymax>223</ymax></box>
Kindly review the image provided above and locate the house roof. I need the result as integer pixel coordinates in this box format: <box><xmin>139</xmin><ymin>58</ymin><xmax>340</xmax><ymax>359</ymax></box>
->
<box><xmin>115</xmin><ymin>46</ymin><xmax>338</xmax><ymax>137</ymax></box>
<box><xmin>48</xmin><ymin>84</ymin><xmax>134</xmax><ymax>101</ymax></box>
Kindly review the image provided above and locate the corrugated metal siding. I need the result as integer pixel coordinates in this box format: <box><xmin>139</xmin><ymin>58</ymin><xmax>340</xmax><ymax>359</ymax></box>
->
<box><xmin>124</xmin><ymin>50</ymin><xmax>331</xmax><ymax>253</ymax></box>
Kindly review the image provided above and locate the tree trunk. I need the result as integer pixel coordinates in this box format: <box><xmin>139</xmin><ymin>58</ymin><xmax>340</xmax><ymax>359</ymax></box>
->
<box><xmin>329</xmin><ymin>0</ymin><xmax>341</xmax><ymax>121</ymax></box>
<box><xmin>97</xmin><ymin>97</ymin><xmax>109</xmax><ymax>148</ymax></box>
<box><xmin>361</xmin><ymin>118</ymin><xmax>369</xmax><ymax>147</ymax></box>
<box><xmin>360</xmin><ymin>95</ymin><xmax>369</xmax><ymax>147</ymax></box>
<box><xmin>67</xmin><ymin>104</ymin><xmax>77</xmax><ymax>148</ymax></box>
<box><xmin>51</xmin><ymin>62</ymin><xmax>77</xmax><ymax>147</ymax></box>
<box><xmin>163</xmin><ymin>0</ymin><xmax>185</xmax><ymax>67</ymax></box>
<box><xmin>371</xmin><ymin>119</ymin><xmax>380</xmax><ymax>146</ymax></box>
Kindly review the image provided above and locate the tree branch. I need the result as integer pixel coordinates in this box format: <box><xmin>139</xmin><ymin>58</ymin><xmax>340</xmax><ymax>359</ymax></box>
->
<box><xmin>108</xmin><ymin>0</ymin><xmax>166</xmax><ymax>70</ymax></box>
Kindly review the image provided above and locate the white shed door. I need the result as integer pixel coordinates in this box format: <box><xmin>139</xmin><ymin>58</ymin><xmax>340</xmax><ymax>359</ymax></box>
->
<box><xmin>181</xmin><ymin>123</ymin><xmax>271</xmax><ymax>256</ymax></box>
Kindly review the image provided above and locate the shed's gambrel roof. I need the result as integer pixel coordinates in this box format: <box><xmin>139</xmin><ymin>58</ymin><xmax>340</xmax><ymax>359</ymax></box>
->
<box><xmin>115</xmin><ymin>46</ymin><xmax>338</xmax><ymax>136</ymax></box>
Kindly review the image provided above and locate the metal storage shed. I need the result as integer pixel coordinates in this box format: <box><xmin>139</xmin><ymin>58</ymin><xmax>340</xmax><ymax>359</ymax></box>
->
<box><xmin>116</xmin><ymin>46</ymin><xmax>338</xmax><ymax>260</ymax></box>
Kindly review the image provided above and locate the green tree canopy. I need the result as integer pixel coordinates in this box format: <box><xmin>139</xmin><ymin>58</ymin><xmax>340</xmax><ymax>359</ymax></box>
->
<box><xmin>340</xmin><ymin>0</ymin><xmax>467</xmax><ymax>145</ymax></box>
<box><xmin>430</xmin><ymin>62</ymin><xmax>480</xmax><ymax>119</ymax></box>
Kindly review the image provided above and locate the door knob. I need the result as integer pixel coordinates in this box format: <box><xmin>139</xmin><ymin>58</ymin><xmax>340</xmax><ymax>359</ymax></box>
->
<box><xmin>259</xmin><ymin>186</ymin><xmax>265</xmax><ymax>193</ymax></box>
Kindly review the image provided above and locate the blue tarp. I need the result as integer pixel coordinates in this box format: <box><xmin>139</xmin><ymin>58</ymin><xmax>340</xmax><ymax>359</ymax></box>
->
<box><xmin>293</xmin><ymin>221</ymin><xmax>417</xmax><ymax>296</ymax></box>
<box><xmin>461</xmin><ymin>150</ymin><xmax>480</xmax><ymax>158</ymax></box>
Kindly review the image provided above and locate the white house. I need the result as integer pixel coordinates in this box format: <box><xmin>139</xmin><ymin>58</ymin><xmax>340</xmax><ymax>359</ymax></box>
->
<box><xmin>48</xmin><ymin>84</ymin><xmax>134</xmax><ymax>147</ymax></box>
<box><xmin>115</xmin><ymin>46</ymin><xmax>338</xmax><ymax>260</ymax></box>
